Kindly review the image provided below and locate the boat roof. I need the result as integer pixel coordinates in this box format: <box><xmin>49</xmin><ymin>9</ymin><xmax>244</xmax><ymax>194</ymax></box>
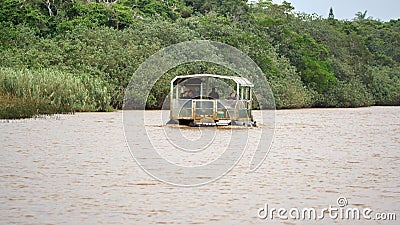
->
<box><xmin>171</xmin><ymin>74</ymin><xmax>254</xmax><ymax>87</ymax></box>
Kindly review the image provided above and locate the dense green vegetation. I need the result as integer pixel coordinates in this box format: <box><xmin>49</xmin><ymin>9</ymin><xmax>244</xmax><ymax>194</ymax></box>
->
<box><xmin>1</xmin><ymin>0</ymin><xmax>399</xmax><ymax>118</ymax></box>
<box><xmin>0</xmin><ymin>67</ymin><xmax>111</xmax><ymax>118</ymax></box>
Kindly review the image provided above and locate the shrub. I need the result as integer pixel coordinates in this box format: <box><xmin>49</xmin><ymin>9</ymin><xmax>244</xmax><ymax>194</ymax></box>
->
<box><xmin>320</xmin><ymin>79</ymin><xmax>374</xmax><ymax>107</ymax></box>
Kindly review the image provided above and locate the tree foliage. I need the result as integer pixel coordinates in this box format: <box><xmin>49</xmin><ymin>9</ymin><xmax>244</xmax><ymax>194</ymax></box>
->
<box><xmin>0</xmin><ymin>0</ymin><xmax>399</xmax><ymax>118</ymax></box>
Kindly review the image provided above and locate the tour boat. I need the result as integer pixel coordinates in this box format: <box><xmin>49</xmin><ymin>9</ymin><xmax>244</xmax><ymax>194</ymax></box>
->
<box><xmin>166</xmin><ymin>74</ymin><xmax>256</xmax><ymax>127</ymax></box>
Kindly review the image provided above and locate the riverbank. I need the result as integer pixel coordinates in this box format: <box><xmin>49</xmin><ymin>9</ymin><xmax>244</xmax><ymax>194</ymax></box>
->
<box><xmin>1</xmin><ymin>66</ymin><xmax>399</xmax><ymax>120</ymax></box>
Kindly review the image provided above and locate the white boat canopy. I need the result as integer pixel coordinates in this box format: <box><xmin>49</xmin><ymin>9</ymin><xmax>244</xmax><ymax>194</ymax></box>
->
<box><xmin>171</xmin><ymin>74</ymin><xmax>254</xmax><ymax>87</ymax></box>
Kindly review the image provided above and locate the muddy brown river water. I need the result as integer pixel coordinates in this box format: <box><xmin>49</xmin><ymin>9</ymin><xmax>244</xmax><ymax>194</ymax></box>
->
<box><xmin>1</xmin><ymin>107</ymin><xmax>399</xmax><ymax>224</ymax></box>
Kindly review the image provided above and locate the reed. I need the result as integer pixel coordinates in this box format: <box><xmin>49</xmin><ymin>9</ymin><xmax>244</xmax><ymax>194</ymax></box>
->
<box><xmin>0</xmin><ymin>67</ymin><xmax>112</xmax><ymax>119</ymax></box>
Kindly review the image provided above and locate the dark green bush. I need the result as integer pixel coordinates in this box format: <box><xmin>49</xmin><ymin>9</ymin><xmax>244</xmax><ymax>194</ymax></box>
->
<box><xmin>320</xmin><ymin>79</ymin><xmax>374</xmax><ymax>108</ymax></box>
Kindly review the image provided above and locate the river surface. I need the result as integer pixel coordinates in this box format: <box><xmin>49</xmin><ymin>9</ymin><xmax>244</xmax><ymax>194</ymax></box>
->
<box><xmin>1</xmin><ymin>107</ymin><xmax>399</xmax><ymax>224</ymax></box>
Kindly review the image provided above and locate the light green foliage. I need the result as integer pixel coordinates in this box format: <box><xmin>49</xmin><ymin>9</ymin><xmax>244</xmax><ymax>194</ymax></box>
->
<box><xmin>365</xmin><ymin>66</ymin><xmax>400</xmax><ymax>105</ymax></box>
<box><xmin>0</xmin><ymin>68</ymin><xmax>111</xmax><ymax>119</ymax></box>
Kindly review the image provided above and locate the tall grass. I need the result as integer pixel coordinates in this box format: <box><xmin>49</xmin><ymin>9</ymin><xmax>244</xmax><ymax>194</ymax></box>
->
<box><xmin>0</xmin><ymin>67</ymin><xmax>112</xmax><ymax>119</ymax></box>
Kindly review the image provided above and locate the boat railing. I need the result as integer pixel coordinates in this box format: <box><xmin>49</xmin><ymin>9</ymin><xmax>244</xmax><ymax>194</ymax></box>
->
<box><xmin>171</xmin><ymin>99</ymin><xmax>251</xmax><ymax>121</ymax></box>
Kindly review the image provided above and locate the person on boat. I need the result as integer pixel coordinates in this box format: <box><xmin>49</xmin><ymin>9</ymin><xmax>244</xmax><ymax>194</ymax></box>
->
<box><xmin>208</xmin><ymin>87</ymin><xmax>219</xmax><ymax>99</ymax></box>
<box><xmin>187</xmin><ymin>90</ymin><xmax>194</xmax><ymax>98</ymax></box>
<box><xmin>223</xmin><ymin>92</ymin><xmax>239</xmax><ymax>118</ymax></box>
<box><xmin>181</xmin><ymin>90</ymin><xmax>194</xmax><ymax>99</ymax></box>
<box><xmin>227</xmin><ymin>92</ymin><xmax>238</xmax><ymax>100</ymax></box>
<box><xmin>181</xmin><ymin>90</ymin><xmax>188</xmax><ymax>98</ymax></box>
